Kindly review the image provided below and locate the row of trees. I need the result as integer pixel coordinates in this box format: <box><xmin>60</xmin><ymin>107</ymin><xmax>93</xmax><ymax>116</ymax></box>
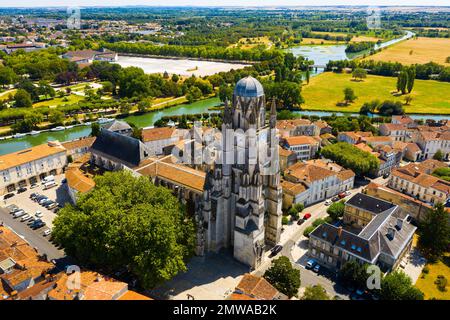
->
<box><xmin>360</xmin><ymin>99</ymin><xmax>405</xmax><ymax>116</ymax></box>
<box><xmin>326</xmin><ymin>59</ymin><xmax>450</xmax><ymax>82</ymax></box>
<box><xmin>396</xmin><ymin>66</ymin><xmax>416</xmax><ymax>94</ymax></box>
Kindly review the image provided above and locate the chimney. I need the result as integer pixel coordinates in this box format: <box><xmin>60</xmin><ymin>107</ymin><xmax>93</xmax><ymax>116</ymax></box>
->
<box><xmin>396</xmin><ymin>218</ymin><xmax>403</xmax><ymax>230</ymax></box>
<box><xmin>387</xmin><ymin>227</ymin><xmax>395</xmax><ymax>240</ymax></box>
<box><xmin>337</xmin><ymin>226</ymin><xmax>343</xmax><ymax>238</ymax></box>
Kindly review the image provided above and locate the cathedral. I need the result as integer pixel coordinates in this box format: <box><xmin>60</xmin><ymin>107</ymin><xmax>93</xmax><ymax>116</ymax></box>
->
<box><xmin>196</xmin><ymin>76</ymin><xmax>283</xmax><ymax>269</ymax></box>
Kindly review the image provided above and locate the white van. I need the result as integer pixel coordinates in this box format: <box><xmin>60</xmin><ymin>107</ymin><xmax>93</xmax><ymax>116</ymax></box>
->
<box><xmin>43</xmin><ymin>181</ymin><xmax>57</xmax><ymax>190</ymax></box>
<box><xmin>42</xmin><ymin>175</ymin><xmax>55</xmax><ymax>184</ymax></box>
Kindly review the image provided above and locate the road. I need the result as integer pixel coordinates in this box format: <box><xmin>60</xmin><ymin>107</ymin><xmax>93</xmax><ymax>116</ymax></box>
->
<box><xmin>0</xmin><ymin>206</ymin><xmax>65</xmax><ymax>261</ymax></box>
<box><xmin>254</xmin><ymin>176</ymin><xmax>389</xmax><ymax>298</ymax></box>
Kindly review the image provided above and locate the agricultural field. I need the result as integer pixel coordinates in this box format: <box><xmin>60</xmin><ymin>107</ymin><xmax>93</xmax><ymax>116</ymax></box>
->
<box><xmin>230</xmin><ymin>36</ymin><xmax>273</xmax><ymax>49</ymax></box>
<box><xmin>363</xmin><ymin>37</ymin><xmax>450</xmax><ymax>66</ymax></box>
<box><xmin>415</xmin><ymin>253</ymin><xmax>450</xmax><ymax>300</ymax></box>
<box><xmin>301</xmin><ymin>72</ymin><xmax>450</xmax><ymax>114</ymax></box>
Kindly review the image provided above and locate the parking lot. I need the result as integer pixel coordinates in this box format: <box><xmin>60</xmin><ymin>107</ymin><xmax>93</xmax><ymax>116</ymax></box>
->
<box><xmin>2</xmin><ymin>174</ymin><xmax>70</xmax><ymax>229</ymax></box>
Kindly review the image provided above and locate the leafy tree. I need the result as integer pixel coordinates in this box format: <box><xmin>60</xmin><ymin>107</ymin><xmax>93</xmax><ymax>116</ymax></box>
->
<box><xmin>37</xmin><ymin>81</ymin><xmax>56</xmax><ymax>99</ymax></box>
<box><xmin>171</xmin><ymin>74</ymin><xmax>180</xmax><ymax>83</ymax></box>
<box><xmin>11</xmin><ymin>112</ymin><xmax>43</xmax><ymax>133</ymax></box>
<box><xmin>264</xmin><ymin>256</ymin><xmax>300</xmax><ymax>298</ymax></box>
<box><xmin>327</xmin><ymin>200</ymin><xmax>345</xmax><ymax>221</ymax></box>
<box><xmin>303</xmin><ymin>225</ymin><xmax>315</xmax><ymax>237</ymax></box>
<box><xmin>14</xmin><ymin>89</ymin><xmax>32</xmax><ymax>108</ymax></box>
<box><xmin>406</xmin><ymin>66</ymin><xmax>416</xmax><ymax>93</ymax></box>
<box><xmin>218</xmin><ymin>85</ymin><xmax>233</xmax><ymax>103</ymax></box>
<box><xmin>293</xmin><ymin>203</ymin><xmax>304</xmax><ymax>213</ymax></box>
<box><xmin>301</xmin><ymin>285</ymin><xmax>330</xmax><ymax>300</ymax></box>
<box><xmin>343</xmin><ymin>87</ymin><xmax>357</xmax><ymax>104</ymax></box>
<box><xmin>0</xmin><ymin>66</ymin><xmax>17</xmax><ymax>88</ymax></box>
<box><xmin>377</xmin><ymin>100</ymin><xmax>404</xmax><ymax>116</ymax></box>
<box><xmin>137</xmin><ymin>98</ymin><xmax>153</xmax><ymax>113</ymax></box>
<box><xmin>277</xmin><ymin>110</ymin><xmax>297</xmax><ymax>120</ymax></box>
<box><xmin>52</xmin><ymin>171</ymin><xmax>195</xmax><ymax>289</ymax></box>
<box><xmin>352</xmin><ymin>68</ymin><xmax>367</xmax><ymax>81</ymax></box>
<box><xmin>404</xmin><ymin>95</ymin><xmax>413</xmax><ymax>105</ymax></box>
<box><xmin>380</xmin><ymin>271</ymin><xmax>424</xmax><ymax>300</ymax></box>
<box><xmin>48</xmin><ymin>109</ymin><xmax>65</xmax><ymax>125</ymax></box>
<box><xmin>433</xmin><ymin>149</ymin><xmax>444</xmax><ymax>161</ymax></box>
<box><xmin>338</xmin><ymin>261</ymin><xmax>369</xmax><ymax>288</ymax></box>
<box><xmin>263</xmin><ymin>80</ymin><xmax>304</xmax><ymax>108</ymax></box>
<box><xmin>90</xmin><ymin>122</ymin><xmax>101</xmax><ymax>137</ymax></box>
<box><xmin>418</xmin><ymin>203</ymin><xmax>450</xmax><ymax>261</ymax></box>
<box><xmin>305</xmin><ymin>69</ymin><xmax>310</xmax><ymax>84</ymax></box>
<box><xmin>397</xmin><ymin>70</ymin><xmax>408</xmax><ymax>94</ymax></box>
<box><xmin>320</xmin><ymin>142</ymin><xmax>379</xmax><ymax>177</ymax></box>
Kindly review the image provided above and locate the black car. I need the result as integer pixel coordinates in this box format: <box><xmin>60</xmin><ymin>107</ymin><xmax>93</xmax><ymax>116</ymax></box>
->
<box><xmin>297</xmin><ymin>218</ymin><xmax>305</xmax><ymax>226</ymax></box>
<box><xmin>382</xmin><ymin>173</ymin><xmax>390</xmax><ymax>179</ymax></box>
<box><xmin>3</xmin><ymin>193</ymin><xmax>15</xmax><ymax>200</ymax></box>
<box><xmin>17</xmin><ymin>187</ymin><xmax>27</xmax><ymax>194</ymax></box>
<box><xmin>270</xmin><ymin>245</ymin><xmax>283</xmax><ymax>257</ymax></box>
<box><xmin>30</xmin><ymin>193</ymin><xmax>39</xmax><ymax>200</ymax></box>
<box><xmin>331</xmin><ymin>196</ymin><xmax>339</xmax><ymax>202</ymax></box>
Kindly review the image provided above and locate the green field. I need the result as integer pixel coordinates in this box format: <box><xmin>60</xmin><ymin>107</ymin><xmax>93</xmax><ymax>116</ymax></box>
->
<box><xmin>302</xmin><ymin>72</ymin><xmax>450</xmax><ymax>114</ymax></box>
<box><xmin>33</xmin><ymin>94</ymin><xmax>84</xmax><ymax>108</ymax></box>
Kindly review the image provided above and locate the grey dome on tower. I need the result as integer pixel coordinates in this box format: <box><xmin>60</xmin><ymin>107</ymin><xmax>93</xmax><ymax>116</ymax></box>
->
<box><xmin>233</xmin><ymin>76</ymin><xmax>264</xmax><ymax>97</ymax></box>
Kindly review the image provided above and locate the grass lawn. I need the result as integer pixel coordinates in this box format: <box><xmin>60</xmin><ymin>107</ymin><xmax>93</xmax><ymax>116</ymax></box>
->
<box><xmin>0</xmin><ymin>89</ymin><xmax>16</xmax><ymax>101</ymax></box>
<box><xmin>33</xmin><ymin>94</ymin><xmax>84</xmax><ymax>108</ymax></box>
<box><xmin>415</xmin><ymin>253</ymin><xmax>450</xmax><ymax>300</ymax></box>
<box><xmin>363</xmin><ymin>37</ymin><xmax>450</xmax><ymax>66</ymax></box>
<box><xmin>301</xmin><ymin>72</ymin><xmax>450</xmax><ymax>114</ymax></box>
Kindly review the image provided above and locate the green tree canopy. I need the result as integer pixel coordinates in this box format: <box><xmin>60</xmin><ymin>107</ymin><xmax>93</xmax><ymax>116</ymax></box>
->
<box><xmin>52</xmin><ymin>171</ymin><xmax>196</xmax><ymax>289</ymax></box>
<box><xmin>14</xmin><ymin>89</ymin><xmax>33</xmax><ymax>108</ymax></box>
<box><xmin>433</xmin><ymin>149</ymin><xmax>444</xmax><ymax>161</ymax></box>
<box><xmin>320</xmin><ymin>142</ymin><xmax>379</xmax><ymax>177</ymax></box>
<box><xmin>327</xmin><ymin>200</ymin><xmax>346</xmax><ymax>221</ymax></box>
<box><xmin>301</xmin><ymin>285</ymin><xmax>330</xmax><ymax>300</ymax></box>
<box><xmin>418</xmin><ymin>203</ymin><xmax>450</xmax><ymax>261</ymax></box>
<box><xmin>264</xmin><ymin>256</ymin><xmax>300</xmax><ymax>298</ymax></box>
<box><xmin>380</xmin><ymin>271</ymin><xmax>424</xmax><ymax>300</ymax></box>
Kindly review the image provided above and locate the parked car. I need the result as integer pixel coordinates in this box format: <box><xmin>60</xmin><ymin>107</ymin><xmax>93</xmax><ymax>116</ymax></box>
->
<box><xmin>7</xmin><ymin>205</ymin><xmax>19</xmax><ymax>213</ymax></box>
<box><xmin>270</xmin><ymin>245</ymin><xmax>283</xmax><ymax>257</ymax></box>
<box><xmin>297</xmin><ymin>218</ymin><xmax>305</xmax><ymax>226</ymax></box>
<box><xmin>20</xmin><ymin>214</ymin><xmax>32</xmax><ymax>222</ymax></box>
<box><xmin>344</xmin><ymin>191</ymin><xmax>351</xmax><ymax>196</ymax></box>
<box><xmin>338</xmin><ymin>192</ymin><xmax>346</xmax><ymax>199</ymax></box>
<box><xmin>303</xmin><ymin>213</ymin><xmax>312</xmax><ymax>220</ymax></box>
<box><xmin>47</xmin><ymin>202</ymin><xmax>59</xmax><ymax>210</ymax></box>
<box><xmin>38</xmin><ymin>197</ymin><xmax>49</xmax><ymax>205</ymax></box>
<box><xmin>306</xmin><ymin>259</ymin><xmax>317</xmax><ymax>270</ymax></box>
<box><xmin>313</xmin><ymin>264</ymin><xmax>320</xmax><ymax>273</ymax></box>
<box><xmin>325</xmin><ymin>199</ymin><xmax>332</xmax><ymax>206</ymax></box>
<box><xmin>27</xmin><ymin>217</ymin><xmax>36</xmax><ymax>225</ymax></box>
<box><xmin>43</xmin><ymin>200</ymin><xmax>55</xmax><ymax>208</ymax></box>
<box><xmin>17</xmin><ymin>187</ymin><xmax>27</xmax><ymax>194</ymax></box>
<box><xmin>43</xmin><ymin>229</ymin><xmax>52</xmax><ymax>237</ymax></box>
<box><xmin>30</xmin><ymin>193</ymin><xmax>38</xmax><ymax>199</ymax></box>
<box><xmin>13</xmin><ymin>210</ymin><xmax>26</xmax><ymax>218</ymax></box>
<box><xmin>3</xmin><ymin>193</ymin><xmax>15</xmax><ymax>200</ymax></box>
<box><xmin>31</xmin><ymin>220</ymin><xmax>46</xmax><ymax>230</ymax></box>
<box><xmin>382</xmin><ymin>173</ymin><xmax>390</xmax><ymax>179</ymax></box>
<box><xmin>331</xmin><ymin>196</ymin><xmax>339</xmax><ymax>202</ymax></box>
<box><xmin>30</xmin><ymin>183</ymin><xmax>39</xmax><ymax>189</ymax></box>
<box><xmin>35</xmin><ymin>211</ymin><xmax>43</xmax><ymax>218</ymax></box>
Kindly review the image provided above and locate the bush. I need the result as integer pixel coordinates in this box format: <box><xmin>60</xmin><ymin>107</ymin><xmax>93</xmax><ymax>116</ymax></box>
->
<box><xmin>303</xmin><ymin>226</ymin><xmax>315</xmax><ymax>237</ymax></box>
<box><xmin>282</xmin><ymin>216</ymin><xmax>289</xmax><ymax>225</ymax></box>
<box><xmin>422</xmin><ymin>266</ymin><xmax>430</xmax><ymax>274</ymax></box>
<box><xmin>293</xmin><ymin>203</ymin><xmax>304</xmax><ymax>213</ymax></box>
<box><xmin>435</xmin><ymin>275</ymin><xmax>448</xmax><ymax>292</ymax></box>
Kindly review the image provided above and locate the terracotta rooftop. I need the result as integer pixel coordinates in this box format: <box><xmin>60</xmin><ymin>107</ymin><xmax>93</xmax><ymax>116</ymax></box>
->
<box><xmin>234</xmin><ymin>274</ymin><xmax>280</xmax><ymax>300</ymax></box>
<box><xmin>142</xmin><ymin>127</ymin><xmax>177</xmax><ymax>142</ymax></box>
<box><xmin>281</xmin><ymin>180</ymin><xmax>307</xmax><ymax>195</ymax></box>
<box><xmin>65</xmin><ymin>167</ymin><xmax>96</xmax><ymax>194</ymax></box>
<box><xmin>278</xmin><ymin>146</ymin><xmax>294</xmax><ymax>157</ymax></box>
<box><xmin>0</xmin><ymin>141</ymin><xmax>66</xmax><ymax>171</ymax></box>
<box><xmin>47</xmin><ymin>270</ymin><xmax>128</xmax><ymax>300</ymax></box>
<box><xmin>284</xmin><ymin>136</ymin><xmax>319</xmax><ymax>146</ymax></box>
<box><xmin>62</xmin><ymin>137</ymin><xmax>96</xmax><ymax>151</ymax></box>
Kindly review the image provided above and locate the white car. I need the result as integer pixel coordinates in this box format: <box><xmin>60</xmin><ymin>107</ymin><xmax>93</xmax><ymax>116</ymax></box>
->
<box><xmin>43</xmin><ymin>229</ymin><xmax>52</xmax><ymax>237</ymax></box>
<box><xmin>325</xmin><ymin>200</ymin><xmax>332</xmax><ymax>206</ymax></box>
<box><xmin>20</xmin><ymin>214</ymin><xmax>31</xmax><ymax>222</ymax></box>
<box><xmin>35</xmin><ymin>211</ymin><xmax>43</xmax><ymax>218</ymax></box>
<box><xmin>344</xmin><ymin>191</ymin><xmax>351</xmax><ymax>196</ymax></box>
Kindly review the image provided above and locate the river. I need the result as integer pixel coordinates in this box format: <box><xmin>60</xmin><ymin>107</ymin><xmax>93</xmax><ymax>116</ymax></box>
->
<box><xmin>0</xmin><ymin>97</ymin><xmax>221</xmax><ymax>156</ymax></box>
<box><xmin>287</xmin><ymin>31</ymin><xmax>415</xmax><ymax>75</ymax></box>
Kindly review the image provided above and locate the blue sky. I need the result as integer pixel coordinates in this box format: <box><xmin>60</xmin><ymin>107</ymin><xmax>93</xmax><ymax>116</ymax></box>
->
<box><xmin>0</xmin><ymin>1</ymin><xmax>449</xmax><ymax>7</ymax></box>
